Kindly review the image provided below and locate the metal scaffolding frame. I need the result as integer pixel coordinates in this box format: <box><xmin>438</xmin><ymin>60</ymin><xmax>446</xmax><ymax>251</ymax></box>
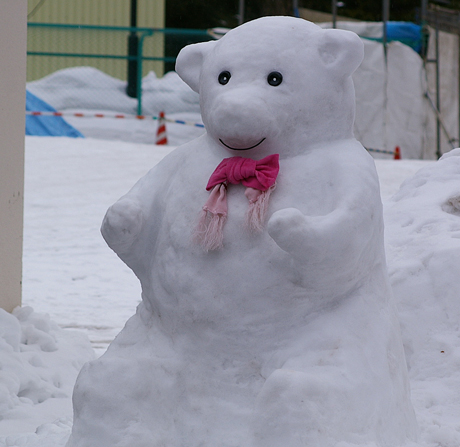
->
<box><xmin>423</xmin><ymin>3</ymin><xmax>460</xmax><ymax>157</ymax></box>
<box><xmin>330</xmin><ymin>0</ymin><xmax>459</xmax><ymax>158</ymax></box>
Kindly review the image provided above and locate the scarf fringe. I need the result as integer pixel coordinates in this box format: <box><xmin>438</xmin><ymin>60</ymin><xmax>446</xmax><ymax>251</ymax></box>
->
<box><xmin>193</xmin><ymin>209</ymin><xmax>227</xmax><ymax>251</ymax></box>
<box><xmin>246</xmin><ymin>184</ymin><xmax>276</xmax><ymax>232</ymax></box>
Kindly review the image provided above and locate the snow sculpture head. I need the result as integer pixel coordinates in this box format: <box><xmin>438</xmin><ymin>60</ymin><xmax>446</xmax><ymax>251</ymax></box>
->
<box><xmin>176</xmin><ymin>16</ymin><xmax>364</xmax><ymax>157</ymax></box>
<box><xmin>67</xmin><ymin>17</ymin><xmax>417</xmax><ymax>447</ymax></box>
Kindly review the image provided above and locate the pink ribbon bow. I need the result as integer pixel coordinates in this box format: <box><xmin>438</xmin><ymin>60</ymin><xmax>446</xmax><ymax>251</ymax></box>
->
<box><xmin>194</xmin><ymin>154</ymin><xmax>279</xmax><ymax>251</ymax></box>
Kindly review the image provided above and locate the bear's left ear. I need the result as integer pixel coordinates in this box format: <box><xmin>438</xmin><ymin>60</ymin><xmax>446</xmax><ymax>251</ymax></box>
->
<box><xmin>317</xmin><ymin>29</ymin><xmax>364</xmax><ymax>77</ymax></box>
<box><xmin>175</xmin><ymin>40</ymin><xmax>216</xmax><ymax>93</ymax></box>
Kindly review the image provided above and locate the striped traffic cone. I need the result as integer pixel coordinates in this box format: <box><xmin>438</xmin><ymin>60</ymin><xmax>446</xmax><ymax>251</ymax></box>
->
<box><xmin>156</xmin><ymin>111</ymin><xmax>168</xmax><ymax>145</ymax></box>
<box><xmin>394</xmin><ymin>146</ymin><xmax>401</xmax><ymax>160</ymax></box>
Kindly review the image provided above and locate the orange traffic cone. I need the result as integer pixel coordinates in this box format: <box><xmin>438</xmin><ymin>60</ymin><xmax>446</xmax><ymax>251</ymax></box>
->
<box><xmin>394</xmin><ymin>146</ymin><xmax>401</xmax><ymax>160</ymax></box>
<box><xmin>156</xmin><ymin>111</ymin><xmax>168</xmax><ymax>145</ymax></box>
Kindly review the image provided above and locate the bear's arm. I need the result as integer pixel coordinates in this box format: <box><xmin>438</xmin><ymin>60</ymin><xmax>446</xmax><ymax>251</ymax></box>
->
<box><xmin>100</xmin><ymin>147</ymin><xmax>186</xmax><ymax>273</ymax></box>
<box><xmin>268</xmin><ymin>153</ymin><xmax>383</xmax><ymax>289</ymax></box>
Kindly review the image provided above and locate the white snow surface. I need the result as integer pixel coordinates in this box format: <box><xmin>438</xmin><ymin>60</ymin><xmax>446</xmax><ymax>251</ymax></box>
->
<box><xmin>0</xmin><ymin>306</ymin><xmax>93</xmax><ymax>445</ymax></box>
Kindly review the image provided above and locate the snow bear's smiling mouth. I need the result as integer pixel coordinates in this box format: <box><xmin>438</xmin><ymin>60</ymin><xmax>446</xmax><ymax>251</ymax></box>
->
<box><xmin>219</xmin><ymin>138</ymin><xmax>266</xmax><ymax>151</ymax></box>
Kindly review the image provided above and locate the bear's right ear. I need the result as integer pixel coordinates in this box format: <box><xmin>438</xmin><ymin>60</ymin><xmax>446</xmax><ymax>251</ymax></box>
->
<box><xmin>317</xmin><ymin>28</ymin><xmax>364</xmax><ymax>78</ymax></box>
<box><xmin>175</xmin><ymin>41</ymin><xmax>216</xmax><ymax>93</ymax></box>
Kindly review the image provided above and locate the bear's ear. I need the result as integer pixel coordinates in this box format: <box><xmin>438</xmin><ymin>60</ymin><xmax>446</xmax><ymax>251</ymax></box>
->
<box><xmin>317</xmin><ymin>29</ymin><xmax>364</xmax><ymax>77</ymax></box>
<box><xmin>175</xmin><ymin>41</ymin><xmax>216</xmax><ymax>93</ymax></box>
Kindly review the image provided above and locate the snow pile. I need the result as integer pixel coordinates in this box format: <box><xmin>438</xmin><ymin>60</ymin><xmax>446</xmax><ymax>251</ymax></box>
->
<box><xmin>26</xmin><ymin>67</ymin><xmax>205</xmax><ymax>146</ymax></box>
<box><xmin>141</xmin><ymin>70</ymin><xmax>200</xmax><ymax>116</ymax></box>
<box><xmin>27</xmin><ymin>67</ymin><xmax>200</xmax><ymax>116</ymax></box>
<box><xmin>27</xmin><ymin>67</ymin><xmax>136</xmax><ymax>114</ymax></box>
<box><xmin>0</xmin><ymin>307</ymin><xmax>94</xmax><ymax>444</ymax></box>
<box><xmin>385</xmin><ymin>148</ymin><xmax>460</xmax><ymax>445</ymax></box>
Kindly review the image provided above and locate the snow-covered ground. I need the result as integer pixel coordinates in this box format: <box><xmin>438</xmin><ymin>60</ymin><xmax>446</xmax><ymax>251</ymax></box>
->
<box><xmin>2</xmin><ymin>66</ymin><xmax>460</xmax><ymax>446</ymax></box>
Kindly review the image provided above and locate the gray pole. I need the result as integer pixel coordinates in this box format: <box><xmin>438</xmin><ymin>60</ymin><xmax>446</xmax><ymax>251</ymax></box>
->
<box><xmin>435</xmin><ymin>26</ymin><xmax>441</xmax><ymax>158</ymax></box>
<box><xmin>332</xmin><ymin>0</ymin><xmax>337</xmax><ymax>28</ymax></box>
<box><xmin>421</xmin><ymin>0</ymin><xmax>427</xmax><ymax>22</ymax></box>
<box><xmin>420</xmin><ymin>0</ymin><xmax>428</xmax><ymax>57</ymax></box>
<box><xmin>382</xmin><ymin>0</ymin><xmax>390</xmax><ymax>53</ymax></box>
<box><xmin>293</xmin><ymin>0</ymin><xmax>299</xmax><ymax>17</ymax></box>
<box><xmin>238</xmin><ymin>0</ymin><xmax>244</xmax><ymax>25</ymax></box>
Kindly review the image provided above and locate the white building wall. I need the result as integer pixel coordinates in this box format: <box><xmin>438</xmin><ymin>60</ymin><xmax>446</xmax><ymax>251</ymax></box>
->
<box><xmin>0</xmin><ymin>0</ymin><xmax>27</xmax><ymax>312</ymax></box>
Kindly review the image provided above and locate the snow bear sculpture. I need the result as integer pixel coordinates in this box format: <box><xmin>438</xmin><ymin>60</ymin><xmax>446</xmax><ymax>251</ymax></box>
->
<box><xmin>67</xmin><ymin>16</ymin><xmax>418</xmax><ymax>447</ymax></box>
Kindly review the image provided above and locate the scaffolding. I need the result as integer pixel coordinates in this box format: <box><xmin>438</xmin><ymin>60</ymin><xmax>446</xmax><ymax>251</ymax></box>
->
<box><xmin>423</xmin><ymin>3</ymin><xmax>459</xmax><ymax>157</ymax></box>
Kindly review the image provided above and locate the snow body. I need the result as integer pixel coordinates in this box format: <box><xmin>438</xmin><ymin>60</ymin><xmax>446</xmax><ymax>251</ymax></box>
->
<box><xmin>67</xmin><ymin>17</ymin><xmax>417</xmax><ymax>447</ymax></box>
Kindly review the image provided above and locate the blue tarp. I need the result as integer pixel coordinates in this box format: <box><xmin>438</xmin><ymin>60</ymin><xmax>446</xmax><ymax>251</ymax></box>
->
<box><xmin>386</xmin><ymin>22</ymin><xmax>423</xmax><ymax>53</ymax></box>
<box><xmin>26</xmin><ymin>91</ymin><xmax>84</xmax><ymax>138</ymax></box>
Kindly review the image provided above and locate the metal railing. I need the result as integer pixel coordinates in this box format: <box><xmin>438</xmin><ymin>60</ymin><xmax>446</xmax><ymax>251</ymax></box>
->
<box><xmin>27</xmin><ymin>23</ymin><xmax>212</xmax><ymax>115</ymax></box>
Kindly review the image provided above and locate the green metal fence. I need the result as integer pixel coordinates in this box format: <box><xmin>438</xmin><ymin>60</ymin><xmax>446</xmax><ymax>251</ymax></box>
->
<box><xmin>27</xmin><ymin>23</ymin><xmax>212</xmax><ymax>115</ymax></box>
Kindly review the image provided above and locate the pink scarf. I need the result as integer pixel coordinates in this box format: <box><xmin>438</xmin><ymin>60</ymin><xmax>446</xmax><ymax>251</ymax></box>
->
<box><xmin>194</xmin><ymin>154</ymin><xmax>280</xmax><ymax>251</ymax></box>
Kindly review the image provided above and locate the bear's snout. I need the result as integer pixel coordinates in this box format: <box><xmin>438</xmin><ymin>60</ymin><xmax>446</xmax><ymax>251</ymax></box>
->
<box><xmin>204</xmin><ymin>90</ymin><xmax>276</xmax><ymax>151</ymax></box>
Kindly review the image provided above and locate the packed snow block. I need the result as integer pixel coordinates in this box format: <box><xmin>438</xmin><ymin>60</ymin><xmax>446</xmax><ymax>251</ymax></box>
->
<box><xmin>67</xmin><ymin>17</ymin><xmax>418</xmax><ymax>447</ymax></box>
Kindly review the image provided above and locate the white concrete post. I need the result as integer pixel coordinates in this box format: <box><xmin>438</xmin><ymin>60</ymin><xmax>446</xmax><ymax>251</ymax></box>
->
<box><xmin>0</xmin><ymin>0</ymin><xmax>27</xmax><ymax>312</ymax></box>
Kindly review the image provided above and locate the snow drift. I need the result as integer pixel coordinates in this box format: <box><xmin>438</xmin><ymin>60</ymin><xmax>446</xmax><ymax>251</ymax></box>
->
<box><xmin>0</xmin><ymin>307</ymin><xmax>94</xmax><ymax>437</ymax></box>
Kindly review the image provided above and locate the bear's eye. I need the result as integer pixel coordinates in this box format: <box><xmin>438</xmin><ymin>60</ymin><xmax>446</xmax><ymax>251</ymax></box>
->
<box><xmin>267</xmin><ymin>71</ymin><xmax>283</xmax><ymax>86</ymax></box>
<box><xmin>218</xmin><ymin>71</ymin><xmax>231</xmax><ymax>85</ymax></box>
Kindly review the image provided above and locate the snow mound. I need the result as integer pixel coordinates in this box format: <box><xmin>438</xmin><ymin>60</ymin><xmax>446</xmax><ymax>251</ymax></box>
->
<box><xmin>0</xmin><ymin>307</ymin><xmax>94</xmax><ymax>439</ymax></box>
<box><xmin>27</xmin><ymin>67</ymin><xmax>134</xmax><ymax>113</ymax></box>
<box><xmin>0</xmin><ymin>418</ymin><xmax>73</xmax><ymax>447</ymax></box>
<box><xmin>141</xmin><ymin>71</ymin><xmax>200</xmax><ymax>115</ymax></box>
<box><xmin>385</xmin><ymin>148</ymin><xmax>460</xmax><ymax>445</ymax></box>
<box><xmin>27</xmin><ymin>67</ymin><xmax>200</xmax><ymax>116</ymax></box>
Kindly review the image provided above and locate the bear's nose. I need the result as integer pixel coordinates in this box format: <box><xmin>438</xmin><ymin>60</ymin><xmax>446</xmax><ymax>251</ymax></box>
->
<box><xmin>207</xmin><ymin>92</ymin><xmax>274</xmax><ymax>147</ymax></box>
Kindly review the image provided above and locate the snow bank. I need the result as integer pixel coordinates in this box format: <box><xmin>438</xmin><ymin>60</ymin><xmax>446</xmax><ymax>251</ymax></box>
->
<box><xmin>26</xmin><ymin>67</ymin><xmax>136</xmax><ymax>114</ymax></box>
<box><xmin>27</xmin><ymin>67</ymin><xmax>205</xmax><ymax>145</ymax></box>
<box><xmin>27</xmin><ymin>67</ymin><xmax>200</xmax><ymax>116</ymax></box>
<box><xmin>385</xmin><ymin>148</ymin><xmax>460</xmax><ymax>445</ymax></box>
<box><xmin>0</xmin><ymin>307</ymin><xmax>94</xmax><ymax>442</ymax></box>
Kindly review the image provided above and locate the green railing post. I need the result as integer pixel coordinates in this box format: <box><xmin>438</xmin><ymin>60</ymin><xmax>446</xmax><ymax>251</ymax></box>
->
<box><xmin>136</xmin><ymin>29</ymin><xmax>153</xmax><ymax>116</ymax></box>
<box><xmin>127</xmin><ymin>31</ymin><xmax>139</xmax><ymax>98</ymax></box>
<box><xmin>126</xmin><ymin>0</ymin><xmax>138</xmax><ymax>98</ymax></box>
